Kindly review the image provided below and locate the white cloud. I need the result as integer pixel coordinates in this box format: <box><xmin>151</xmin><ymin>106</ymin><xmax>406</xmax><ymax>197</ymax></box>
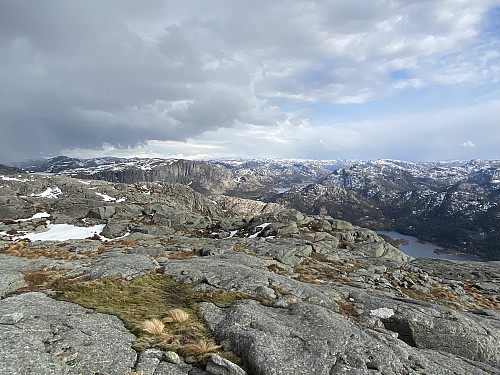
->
<box><xmin>64</xmin><ymin>99</ymin><xmax>500</xmax><ymax>162</ymax></box>
<box><xmin>460</xmin><ymin>141</ymin><xmax>477</xmax><ymax>148</ymax></box>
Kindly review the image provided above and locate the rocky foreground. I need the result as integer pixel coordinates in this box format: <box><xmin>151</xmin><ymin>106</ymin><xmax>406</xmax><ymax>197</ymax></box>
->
<box><xmin>1</xmin><ymin>173</ymin><xmax>499</xmax><ymax>375</ymax></box>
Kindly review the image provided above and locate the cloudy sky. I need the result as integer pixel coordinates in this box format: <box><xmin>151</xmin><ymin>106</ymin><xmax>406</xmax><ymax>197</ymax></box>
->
<box><xmin>1</xmin><ymin>0</ymin><xmax>499</xmax><ymax>163</ymax></box>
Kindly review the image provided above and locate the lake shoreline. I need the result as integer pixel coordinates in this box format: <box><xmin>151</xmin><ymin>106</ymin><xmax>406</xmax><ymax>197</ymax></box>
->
<box><xmin>376</xmin><ymin>230</ymin><xmax>484</xmax><ymax>262</ymax></box>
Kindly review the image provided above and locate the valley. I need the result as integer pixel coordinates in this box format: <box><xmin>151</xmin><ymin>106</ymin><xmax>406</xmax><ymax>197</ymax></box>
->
<box><xmin>15</xmin><ymin>156</ymin><xmax>500</xmax><ymax>260</ymax></box>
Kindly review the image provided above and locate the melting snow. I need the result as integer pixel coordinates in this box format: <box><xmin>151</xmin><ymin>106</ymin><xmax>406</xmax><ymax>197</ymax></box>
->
<box><xmin>31</xmin><ymin>187</ymin><xmax>62</xmax><ymax>198</ymax></box>
<box><xmin>1</xmin><ymin>175</ymin><xmax>28</xmax><ymax>182</ymax></box>
<box><xmin>249</xmin><ymin>223</ymin><xmax>271</xmax><ymax>238</ymax></box>
<box><xmin>95</xmin><ymin>192</ymin><xmax>115</xmax><ymax>201</ymax></box>
<box><xmin>14</xmin><ymin>224</ymin><xmax>105</xmax><ymax>242</ymax></box>
<box><xmin>225</xmin><ymin>230</ymin><xmax>239</xmax><ymax>239</ymax></box>
<box><xmin>15</xmin><ymin>212</ymin><xmax>51</xmax><ymax>222</ymax></box>
<box><xmin>95</xmin><ymin>192</ymin><xmax>126</xmax><ymax>203</ymax></box>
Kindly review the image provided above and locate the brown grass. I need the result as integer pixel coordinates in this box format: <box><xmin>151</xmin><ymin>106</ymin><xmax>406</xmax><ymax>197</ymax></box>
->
<box><xmin>463</xmin><ymin>283</ymin><xmax>500</xmax><ymax>310</ymax></box>
<box><xmin>137</xmin><ymin>318</ymin><xmax>166</xmax><ymax>336</ymax></box>
<box><xmin>15</xmin><ymin>269</ymin><xmax>85</xmax><ymax>296</ymax></box>
<box><xmin>294</xmin><ymin>274</ymin><xmax>322</xmax><ymax>285</ymax></box>
<box><xmin>268</xmin><ymin>285</ymin><xmax>292</xmax><ymax>298</ymax></box>
<box><xmin>163</xmin><ymin>308</ymin><xmax>189</xmax><ymax>323</ymax></box>
<box><xmin>2</xmin><ymin>241</ymin><xmax>106</xmax><ymax>261</ymax></box>
<box><xmin>337</xmin><ymin>298</ymin><xmax>360</xmax><ymax>321</ymax></box>
<box><xmin>267</xmin><ymin>264</ymin><xmax>289</xmax><ymax>276</ymax></box>
<box><xmin>232</xmin><ymin>242</ymin><xmax>246</xmax><ymax>252</ymax></box>
<box><xmin>179</xmin><ymin>339</ymin><xmax>222</xmax><ymax>357</ymax></box>
<box><xmin>163</xmin><ymin>249</ymin><xmax>199</xmax><ymax>260</ymax></box>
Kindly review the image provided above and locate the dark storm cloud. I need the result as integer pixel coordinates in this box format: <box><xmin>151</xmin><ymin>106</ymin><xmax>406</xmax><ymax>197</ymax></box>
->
<box><xmin>0</xmin><ymin>0</ymin><xmax>498</xmax><ymax>162</ymax></box>
<box><xmin>0</xmin><ymin>0</ymin><xmax>267</xmax><ymax>162</ymax></box>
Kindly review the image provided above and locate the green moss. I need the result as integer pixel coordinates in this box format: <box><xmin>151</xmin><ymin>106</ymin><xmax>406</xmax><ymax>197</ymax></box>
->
<box><xmin>41</xmin><ymin>272</ymin><xmax>256</xmax><ymax>365</ymax></box>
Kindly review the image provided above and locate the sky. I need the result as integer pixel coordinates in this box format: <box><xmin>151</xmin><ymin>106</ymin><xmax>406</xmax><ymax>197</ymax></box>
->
<box><xmin>0</xmin><ymin>0</ymin><xmax>499</xmax><ymax>164</ymax></box>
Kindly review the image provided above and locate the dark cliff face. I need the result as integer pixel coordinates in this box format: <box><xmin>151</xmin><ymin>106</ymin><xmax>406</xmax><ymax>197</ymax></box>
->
<box><xmin>77</xmin><ymin>160</ymin><xmax>235</xmax><ymax>194</ymax></box>
<box><xmin>21</xmin><ymin>158</ymin><xmax>236</xmax><ymax>194</ymax></box>
<box><xmin>0</xmin><ymin>164</ymin><xmax>24</xmax><ymax>175</ymax></box>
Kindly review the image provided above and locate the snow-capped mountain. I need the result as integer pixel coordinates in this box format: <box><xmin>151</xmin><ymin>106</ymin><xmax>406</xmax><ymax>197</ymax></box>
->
<box><xmin>278</xmin><ymin>159</ymin><xmax>500</xmax><ymax>259</ymax></box>
<box><xmin>14</xmin><ymin>156</ymin><xmax>500</xmax><ymax>259</ymax></box>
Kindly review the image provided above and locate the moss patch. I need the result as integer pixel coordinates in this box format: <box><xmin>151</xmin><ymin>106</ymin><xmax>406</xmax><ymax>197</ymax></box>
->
<box><xmin>21</xmin><ymin>270</ymin><xmax>248</xmax><ymax>366</ymax></box>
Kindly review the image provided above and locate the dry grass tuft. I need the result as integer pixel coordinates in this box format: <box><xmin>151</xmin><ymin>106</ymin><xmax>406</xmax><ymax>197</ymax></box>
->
<box><xmin>163</xmin><ymin>249</ymin><xmax>198</xmax><ymax>260</ymax></box>
<box><xmin>267</xmin><ymin>264</ymin><xmax>288</xmax><ymax>276</ymax></box>
<box><xmin>294</xmin><ymin>274</ymin><xmax>322</xmax><ymax>285</ymax></box>
<box><xmin>137</xmin><ymin>318</ymin><xmax>165</xmax><ymax>336</ymax></box>
<box><xmin>179</xmin><ymin>339</ymin><xmax>222</xmax><ymax>357</ymax></box>
<box><xmin>163</xmin><ymin>308</ymin><xmax>189</xmax><ymax>323</ymax></box>
<box><xmin>3</xmin><ymin>241</ymin><xmax>105</xmax><ymax>261</ymax></box>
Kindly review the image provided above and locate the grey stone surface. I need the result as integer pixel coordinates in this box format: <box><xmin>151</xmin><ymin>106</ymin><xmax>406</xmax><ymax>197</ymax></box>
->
<box><xmin>87</xmin><ymin>205</ymin><xmax>117</xmax><ymax>220</ymax></box>
<box><xmin>200</xmin><ymin>300</ymin><xmax>500</xmax><ymax>375</ymax></box>
<box><xmin>242</xmin><ymin>238</ymin><xmax>313</xmax><ymax>266</ymax></box>
<box><xmin>136</xmin><ymin>349</ymin><xmax>163</xmax><ymax>375</ymax></box>
<box><xmin>339</xmin><ymin>284</ymin><xmax>500</xmax><ymax>364</ymax></box>
<box><xmin>163</xmin><ymin>351</ymin><xmax>182</xmax><ymax>364</ymax></box>
<box><xmin>0</xmin><ymin>269</ymin><xmax>27</xmax><ymax>298</ymax></box>
<box><xmin>0</xmin><ymin>292</ymin><xmax>136</xmax><ymax>375</ymax></box>
<box><xmin>153</xmin><ymin>361</ymin><xmax>196</xmax><ymax>375</ymax></box>
<box><xmin>348</xmin><ymin>241</ymin><xmax>412</xmax><ymax>263</ymax></box>
<box><xmin>101</xmin><ymin>219</ymin><xmax>129</xmax><ymax>238</ymax></box>
<box><xmin>162</xmin><ymin>251</ymin><xmax>340</xmax><ymax>309</ymax></box>
<box><xmin>85</xmin><ymin>252</ymin><xmax>159</xmax><ymax>280</ymax></box>
<box><xmin>1</xmin><ymin>172</ymin><xmax>499</xmax><ymax>375</ymax></box>
<box><xmin>206</xmin><ymin>354</ymin><xmax>247</xmax><ymax>375</ymax></box>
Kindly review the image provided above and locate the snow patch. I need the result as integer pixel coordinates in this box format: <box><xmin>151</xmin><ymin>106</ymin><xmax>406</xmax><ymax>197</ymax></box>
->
<box><xmin>370</xmin><ymin>307</ymin><xmax>394</xmax><ymax>319</ymax></box>
<box><xmin>95</xmin><ymin>192</ymin><xmax>126</xmax><ymax>203</ymax></box>
<box><xmin>249</xmin><ymin>223</ymin><xmax>271</xmax><ymax>238</ymax></box>
<box><xmin>1</xmin><ymin>175</ymin><xmax>28</xmax><ymax>182</ymax></box>
<box><xmin>15</xmin><ymin>212</ymin><xmax>51</xmax><ymax>222</ymax></box>
<box><xmin>31</xmin><ymin>187</ymin><xmax>62</xmax><ymax>198</ymax></box>
<box><xmin>14</xmin><ymin>224</ymin><xmax>105</xmax><ymax>242</ymax></box>
<box><xmin>225</xmin><ymin>230</ymin><xmax>239</xmax><ymax>239</ymax></box>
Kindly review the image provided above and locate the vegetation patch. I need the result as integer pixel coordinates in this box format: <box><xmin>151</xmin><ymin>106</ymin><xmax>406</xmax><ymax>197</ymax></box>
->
<box><xmin>2</xmin><ymin>241</ymin><xmax>108</xmax><ymax>261</ymax></box>
<box><xmin>398</xmin><ymin>284</ymin><xmax>464</xmax><ymax>310</ymax></box>
<box><xmin>20</xmin><ymin>270</ymin><xmax>248</xmax><ymax>366</ymax></box>
<box><xmin>463</xmin><ymin>283</ymin><xmax>500</xmax><ymax>310</ymax></box>
<box><xmin>293</xmin><ymin>256</ymin><xmax>363</xmax><ymax>284</ymax></box>
<box><xmin>232</xmin><ymin>242</ymin><xmax>246</xmax><ymax>252</ymax></box>
<box><xmin>337</xmin><ymin>298</ymin><xmax>361</xmax><ymax>321</ymax></box>
<box><xmin>163</xmin><ymin>249</ymin><xmax>199</xmax><ymax>260</ymax></box>
<box><xmin>2</xmin><ymin>241</ymin><xmax>72</xmax><ymax>261</ymax></box>
<box><xmin>268</xmin><ymin>284</ymin><xmax>292</xmax><ymax>298</ymax></box>
<box><xmin>267</xmin><ymin>263</ymin><xmax>289</xmax><ymax>276</ymax></box>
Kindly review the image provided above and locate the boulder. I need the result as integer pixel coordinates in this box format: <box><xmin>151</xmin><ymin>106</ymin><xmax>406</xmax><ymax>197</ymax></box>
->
<box><xmin>200</xmin><ymin>300</ymin><xmax>499</xmax><ymax>375</ymax></box>
<box><xmin>85</xmin><ymin>252</ymin><xmax>159</xmax><ymax>280</ymax></box>
<box><xmin>86</xmin><ymin>206</ymin><xmax>116</xmax><ymax>220</ymax></box>
<box><xmin>0</xmin><ymin>292</ymin><xmax>136</xmax><ymax>375</ymax></box>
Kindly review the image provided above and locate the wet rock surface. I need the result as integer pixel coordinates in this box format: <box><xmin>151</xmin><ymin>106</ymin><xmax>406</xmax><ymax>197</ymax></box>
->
<box><xmin>0</xmin><ymin>172</ymin><xmax>499</xmax><ymax>374</ymax></box>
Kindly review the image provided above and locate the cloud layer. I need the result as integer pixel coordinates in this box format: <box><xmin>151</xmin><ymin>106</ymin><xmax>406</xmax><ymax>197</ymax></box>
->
<box><xmin>1</xmin><ymin>0</ymin><xmax>499</xmax><ymax>162</ymax></box>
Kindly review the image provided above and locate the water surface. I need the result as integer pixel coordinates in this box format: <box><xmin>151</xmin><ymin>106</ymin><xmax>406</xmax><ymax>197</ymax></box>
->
<box><xmin>376</xmin><ymin>231</ymin><xmax>483</xmax><ymax>262</ymax></box>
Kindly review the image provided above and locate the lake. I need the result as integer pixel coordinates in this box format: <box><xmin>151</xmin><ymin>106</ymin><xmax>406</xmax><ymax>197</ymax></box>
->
<box><xmin>274</xmin><ymin>182</ymin><xmax>313</xmax><ymax>194</ymax></box>
<box><xmin>376</xmin><ymin>231</ymin><xmax>483</xmax><ymax>262</ymax></box>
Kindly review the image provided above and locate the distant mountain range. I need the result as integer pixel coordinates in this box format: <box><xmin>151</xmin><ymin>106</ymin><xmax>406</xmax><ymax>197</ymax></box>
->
<box><xmin>12</xmin><ymin>156</ymin><xmax>500</xmax><ymax>260</ymax></box>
